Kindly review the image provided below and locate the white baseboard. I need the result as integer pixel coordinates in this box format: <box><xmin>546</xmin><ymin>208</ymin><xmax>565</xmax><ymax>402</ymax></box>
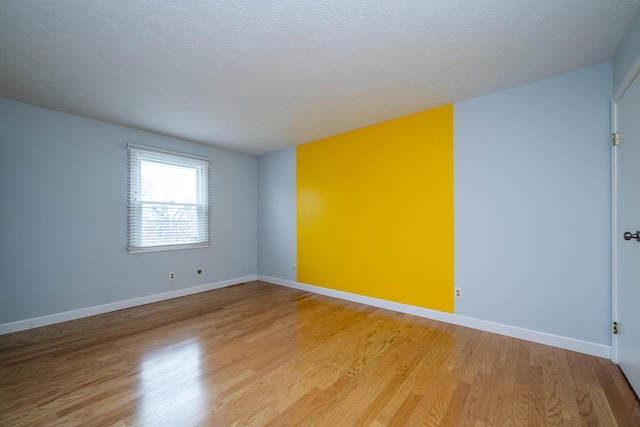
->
<box><xmin>3</xmin><ymin>274</ymin><xmax>612</xmax><ymax>360</ymax></box>
<box><xmin>0</xmin><ymin>275</ymin><xmax>258</xmax><ymax>335</ymax></box>
<box><xmin>258</xmin><ymin>275</ymin><xmax>611</xmax><ymax>359</ymax></box>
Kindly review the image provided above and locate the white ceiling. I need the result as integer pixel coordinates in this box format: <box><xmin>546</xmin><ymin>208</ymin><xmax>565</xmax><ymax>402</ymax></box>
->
<box><xmin>1</xmin><ymin>1</ymin><xmax>638</xmax><ymax>155</ymax></box>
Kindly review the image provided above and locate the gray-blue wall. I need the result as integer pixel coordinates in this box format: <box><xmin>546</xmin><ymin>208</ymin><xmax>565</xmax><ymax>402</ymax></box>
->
<box><xmin>454</xmin><ymin>62</ymin><xmax>613</xmax><ymax>345</ymax></box>
<box><xmin>2</xmin><ymin>27</ymin><xmax>635</xmax><ymax>348</ymax></box>
<box><xmin>0</xmin><ymin>98</ymin><xmax>257</xmax><ymax>324</ymax></box>
<box><xmin>257</xmin><ymin>148</ymin><xmax>297</xmax><ymax>281</ymax></box>
<box><xmin>256</xmin><ymin>62</ymin><xmax>614</xmax><ymax>346</ymax></box>
<box><xmin>613</xmin><ymin>8</ymin><xmax>640</xmax><ymax>92</ymax></box>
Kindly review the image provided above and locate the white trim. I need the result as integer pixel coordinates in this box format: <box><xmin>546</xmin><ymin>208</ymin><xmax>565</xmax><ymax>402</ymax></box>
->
<box><xmin>0</xmin><ymin>275</ymin><xmax>258</xmax><ymax>336</ymax></box>
<box><xmin>610</xmin><ymin>56</ymin><xmax>640</xmax><ymax>364</ymax></box>
<box><xmin>2</xmin><ymin>273</ymin><xmax>610</xmax><ymax>359</ymax></box>
<box><xmin>127</xmin><ymin>243</ymin><xmax>210</xmax><ymax>254</ymax></box>
<box><xmin>613</xmin><ymin>55</ymin><xmax>640</xmax><ymax>102</ymax></box>
<box><xmin>127</xmin><ymin>142</ymin><xmax>211</xmax><ymax>163</ymax></box>
<box><xmin>259</xmin><ymin>275</ymin><xmax>611</xmax><ymax>359</ymax></box>
<box><xmin>611</xmin><ymin>98</ymin><xmax>619</xmax><ymax>363</ymax></box>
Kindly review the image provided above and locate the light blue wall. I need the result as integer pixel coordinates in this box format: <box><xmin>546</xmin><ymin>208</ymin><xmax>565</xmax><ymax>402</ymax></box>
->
<box><xmin>454</xmin><ymin>62</ymin><xmax>613</xmax><ymax>345</ymax></box>
<box><xmin>257</xmin><ymin>148</ymin><xmax>297</xmax><ymax>281</ymax></box>
<box><xmin>0</xmin><ymin>62</ymin><xmax>618</xmax><ymax>347</ymax></box>
<box><xmin>0</xmin><ymin>98</ymin><xmax>257</xmax><ymax>324</ymax></box>
<box><xmin>613</xmin><ymin>8</ymin><xmax>640</xmax><ymax>93</ymax></box>
<box><xmin>255</xmin><ymin>63</ymin><xmax>614</xmax><ymax>346</ymax></box>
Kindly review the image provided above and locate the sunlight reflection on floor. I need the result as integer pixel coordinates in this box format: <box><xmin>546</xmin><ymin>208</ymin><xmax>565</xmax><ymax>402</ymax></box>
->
<box><xmin>136</xmin><ymin>339</ymin><xmax>208</xmax><ymax>425</ymax></box>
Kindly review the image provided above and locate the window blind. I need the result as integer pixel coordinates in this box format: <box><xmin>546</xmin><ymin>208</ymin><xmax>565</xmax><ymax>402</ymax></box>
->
<box><xmin>127</xmin><ymin>144</ymin><xmax>211</xmax><ymax>252</ymax></box>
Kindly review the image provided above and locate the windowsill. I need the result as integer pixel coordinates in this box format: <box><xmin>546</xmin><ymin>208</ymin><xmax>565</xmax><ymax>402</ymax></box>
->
<box><xmin>127</xmin><ymin>243</ymin><xmax>210</xmax><ymax>253</ymax></box>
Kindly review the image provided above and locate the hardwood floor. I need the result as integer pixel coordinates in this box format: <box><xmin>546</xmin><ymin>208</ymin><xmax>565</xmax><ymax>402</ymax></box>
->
<box><xmin>1</xmin><ymin>281</ymin><xmax>638</xmax><ymax>426</ymax></box>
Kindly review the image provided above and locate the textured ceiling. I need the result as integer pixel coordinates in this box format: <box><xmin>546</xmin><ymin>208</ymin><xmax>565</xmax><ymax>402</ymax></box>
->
<box><xmin>1</xmin><ymin>1</ymin><xmax>638</xmax><ymax>155</ymax></box>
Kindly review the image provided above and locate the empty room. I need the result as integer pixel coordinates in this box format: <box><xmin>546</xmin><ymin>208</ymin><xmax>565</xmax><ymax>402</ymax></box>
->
<box><xmin>1</xmin><ymin>1</ymin><xmax>640</xmax><ymax>426</ymax></box>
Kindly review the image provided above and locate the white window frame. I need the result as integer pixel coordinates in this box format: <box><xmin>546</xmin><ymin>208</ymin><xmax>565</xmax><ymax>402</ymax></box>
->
<box><xmin>127</xmin><ymin>143</ymin><xmax>211</xmax><ymax>253</ymax></box>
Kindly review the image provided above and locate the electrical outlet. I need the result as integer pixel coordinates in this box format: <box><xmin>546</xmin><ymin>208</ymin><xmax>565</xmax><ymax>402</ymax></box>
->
<box><xmin>454</xmin><ymin>287</ymin><xmax>462</xmax><ymax>299</ymax></box>
<box><xmin>169</xmin><ymin>272</ymin><xmax>175</xmax><ymax>280</ymax></box>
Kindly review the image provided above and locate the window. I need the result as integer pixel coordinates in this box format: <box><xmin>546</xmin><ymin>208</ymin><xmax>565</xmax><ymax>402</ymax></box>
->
<box><xmin>127</xmin><ymin>144</ymin><xmax>210</xmax><ymax>252</ymax></box>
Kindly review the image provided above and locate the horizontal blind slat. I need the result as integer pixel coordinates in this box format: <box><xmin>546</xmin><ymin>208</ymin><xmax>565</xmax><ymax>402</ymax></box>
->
<box><xmin>127</xmin><ymin>145</ymin><xmax>210</xmax><ymax>251</ymax></box>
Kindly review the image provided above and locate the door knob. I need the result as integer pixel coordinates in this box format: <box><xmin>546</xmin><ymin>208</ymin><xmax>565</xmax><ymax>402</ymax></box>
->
<box><xmin>623</xmin><ymin>231</ymin><xmax>640</xmax><ymax>241</ymax></box>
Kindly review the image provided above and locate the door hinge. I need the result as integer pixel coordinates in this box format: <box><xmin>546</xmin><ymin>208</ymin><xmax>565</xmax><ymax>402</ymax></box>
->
<box><xmin>612</xmin><ymin>133</ymin><xmax>619</xmax><ymax>146</ymax></box>
<box><xmin>613</xmin><ymin>321</ymin><xmax>619</xmax><ymax>335</ymax></box>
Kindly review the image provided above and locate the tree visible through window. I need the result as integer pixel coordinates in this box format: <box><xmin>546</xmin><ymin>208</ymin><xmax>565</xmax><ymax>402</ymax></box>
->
<box><xmin>127</xmin><ymin>144</ymin><xmax>210</xmax><ymax>252</ymax></box>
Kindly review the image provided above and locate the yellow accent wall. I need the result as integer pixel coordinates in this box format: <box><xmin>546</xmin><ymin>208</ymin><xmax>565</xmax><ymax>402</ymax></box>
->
<box><xmin>297</xmin><ymin>105</ymin><xmax>454</xmax><ymax>312</ymax></box>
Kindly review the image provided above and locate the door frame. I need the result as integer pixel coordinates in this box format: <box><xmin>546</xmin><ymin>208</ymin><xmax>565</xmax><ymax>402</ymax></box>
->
<box><xmin>611</xmin><ymin>55</ymin><xmax>640</xmax><ymax>363</ymax></box>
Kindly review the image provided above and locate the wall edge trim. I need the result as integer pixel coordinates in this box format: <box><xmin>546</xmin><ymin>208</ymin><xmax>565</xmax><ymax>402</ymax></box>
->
<box><xmin>0</xmin><ymin>275</ymin><xmax>259</xmax><ymax>335</ymax></box>
<box><xmin>259</xmin><ymin>275</ymin><xmax>611</xmax><ymax>359</ymax></box>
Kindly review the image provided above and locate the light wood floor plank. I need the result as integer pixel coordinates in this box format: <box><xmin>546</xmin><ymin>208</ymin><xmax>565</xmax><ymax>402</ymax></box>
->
<box><xmin>1</xmin><ymin>281</ymin><xmax>638</xmax><ymax>426</ymax></box>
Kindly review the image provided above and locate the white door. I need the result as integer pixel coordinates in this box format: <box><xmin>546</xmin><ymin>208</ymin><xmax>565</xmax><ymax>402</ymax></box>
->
<box><xmin>613</xmin><ymin>64</ymin><xmax>640</xmax><ymax>397</ymax></box>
